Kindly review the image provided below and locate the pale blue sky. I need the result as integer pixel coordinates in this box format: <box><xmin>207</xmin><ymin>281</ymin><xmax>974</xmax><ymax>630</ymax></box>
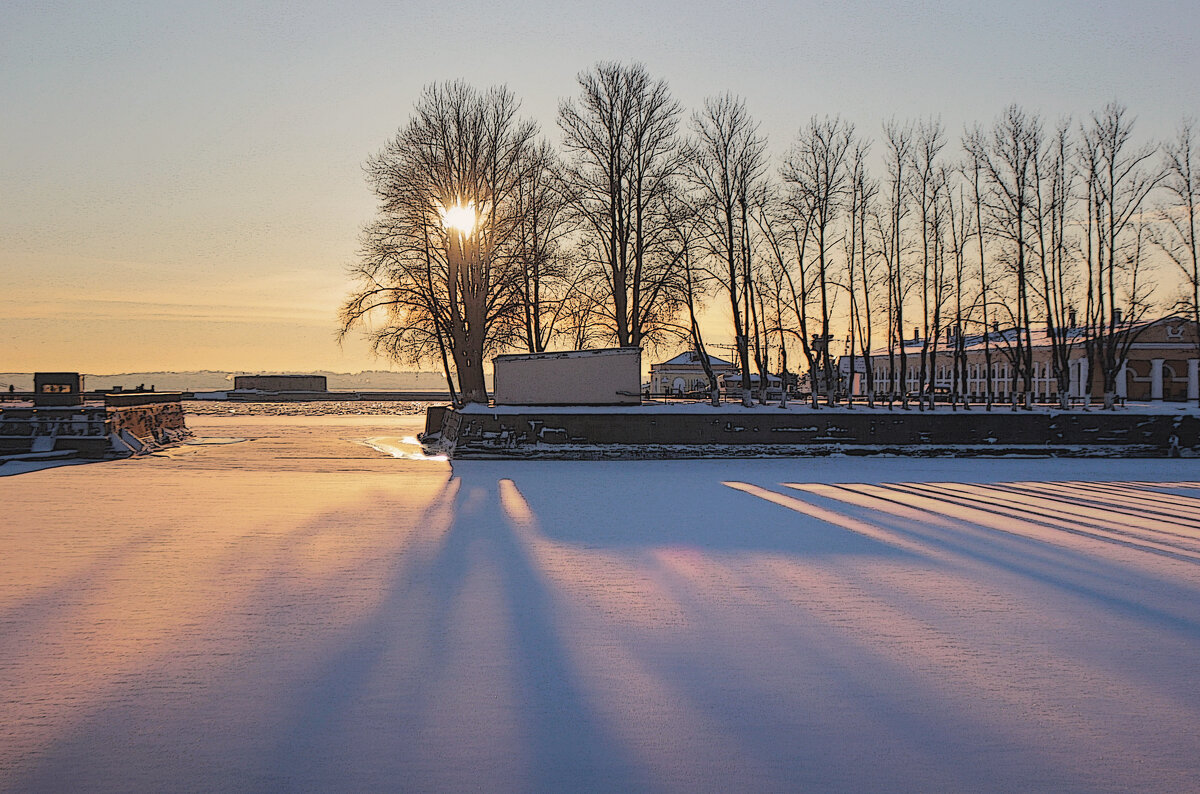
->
<box><xmin>2</xmin><ymin>0</ymin><xmax>1197</xmax><ymax>371</ymax></box>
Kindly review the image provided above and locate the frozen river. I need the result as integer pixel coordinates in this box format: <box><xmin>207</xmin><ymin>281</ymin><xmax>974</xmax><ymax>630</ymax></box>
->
<box><xmin>3</xmin><ymin>412</ymin><xmax>1200</xmax><ymax>792</ymax></box>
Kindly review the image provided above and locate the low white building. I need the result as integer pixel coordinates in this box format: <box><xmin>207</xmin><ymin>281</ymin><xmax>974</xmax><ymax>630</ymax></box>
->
<box><xmin>647</xmin><ymin>351</ymin><xmax>739</xmax><ymax>397</ymax></box>
<box><xmin>492</xmin><ymin>347</ymin><xmax>642</xmax><ymax>406</ymax></box>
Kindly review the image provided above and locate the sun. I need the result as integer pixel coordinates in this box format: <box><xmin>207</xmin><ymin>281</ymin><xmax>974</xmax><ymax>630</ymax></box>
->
<box><xmin>438</xmin><ymin>200</ymin><xmax>478</xmax><ymax>236</ymax></box>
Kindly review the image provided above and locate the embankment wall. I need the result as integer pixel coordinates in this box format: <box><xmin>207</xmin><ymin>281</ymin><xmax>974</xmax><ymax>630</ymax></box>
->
<box><xmin>432</xmin><ymin>407</ymin><xmax>1200</xmax><ymax>458</ymax></box>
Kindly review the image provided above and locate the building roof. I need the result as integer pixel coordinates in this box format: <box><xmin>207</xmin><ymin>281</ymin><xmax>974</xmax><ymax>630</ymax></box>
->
<box><xmin>494</xmin><ymin>346</ymin><xmax>640</xmax><ymax>362</ymax></box>
<box><xmin>852</xmin><ymin>317</ymin><xmax>1197</xmax><ymax>361</ymax></box>
<box><xmin>654</xmin><ymin>350</ymin><xmax>735</xmax><ymax>368</ymax></box>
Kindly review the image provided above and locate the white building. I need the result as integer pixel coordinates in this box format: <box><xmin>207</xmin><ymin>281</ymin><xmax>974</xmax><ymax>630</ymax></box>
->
<box><xmin>493</xmin><ymin>347</ymin><xmax>642</xmax><ymax>405</ymax></box>
<box><xmin>647</xmin><ymin>351</ymin><xmax>739</xmax><ymax>397</ymax></box>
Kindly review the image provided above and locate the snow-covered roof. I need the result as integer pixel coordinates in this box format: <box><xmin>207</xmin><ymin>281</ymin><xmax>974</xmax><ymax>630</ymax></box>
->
<box><xmin>855</xmin><ymin>317</ymin><xmax>1196</xmax><ymax>360</ymax></box>
<box><xmin>857</xmin><ymin>326</ymin><xmax>1091</xmax><ymax>359</ymax></box>
<box><xmin>494</xmin><ymin>347</ymin><xmax>640</xmax><ymax>362</ymax></box>
<box><xmin>655</xmin><ymin>350</ymin><xmax>734</xmax><ymax>367</ymax></box>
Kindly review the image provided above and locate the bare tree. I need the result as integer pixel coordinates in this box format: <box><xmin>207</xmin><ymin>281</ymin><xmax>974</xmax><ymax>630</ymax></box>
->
<box><xmin>909</xmin><ymin>119</ymin><xmax>947</xmax><ymax>409</ymax></box>
<box><xmin>1079</xmin><ymin>103</ymin><xmax>1163</xmax><ymax>409</ymax></box>
<box><xmin>755</xmin><ymin>189</ymin><xmax>820</xmax><ymax>406</ymax></box>
<box><xmin>783</xmin><ymin>116</ymin><xmax>855</xmax><ymax>405</ymax></box>
<box><xmin>944</xmin><ymin>173</ymin><xmax>972</xmax><ymax>410</ymax></box>
<box><xmin>963</xmin><ymin>126</ymin><xmax>996</xmax><ymax>409</ymax></box>
<box><xmin>844</xmin><ymin>140</ymin><xmax>879</xmax><ymax>407</ymax></box>
<box><xmin>879</xmin><ymin>120</ymin><xmax>914</xmax><ymax>406</ymax></box>
<box><xmin>340</xmin><ymin>82</ymin><xmax>536</xmax><ymax>404</ymax></box>
<box><xmin>684</xmin><ymin>93</ymin><xmax>768</xmax><ymax>406</ymax></box>
<box><xmin>1152</xmin><ymin>120</ymin><xmax>1200</xmax><ymax>404</ymax></box>
<box><xmin>662</xmin><ymin>193</ymin><xmax>722</xmax><ymax>404</ymax></box>
<box><xmin>511</xmin><ymin>140</ymin><xmax>580</xmax><ymax>352</ymax></box>
<box><xmin>981</xmin><ymin>104</ymin><xmax>1042</xmax><ymax>408</ymax></box>
<box><xmin>1032</xmin><ymin>121</ymin><xmax>1078</xmax><ymax>408</ymax></box>
<box><xmin>558</xmin><ymin>62</ymin><xmax>687</xmax><ymax>349</ymax></box>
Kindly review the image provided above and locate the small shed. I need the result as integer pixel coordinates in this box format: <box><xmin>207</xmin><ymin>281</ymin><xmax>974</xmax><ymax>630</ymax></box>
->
<box><xmin>493</xmin><ymin>348</ymin><xmax>641</xmax><ymax>406</ymax></box>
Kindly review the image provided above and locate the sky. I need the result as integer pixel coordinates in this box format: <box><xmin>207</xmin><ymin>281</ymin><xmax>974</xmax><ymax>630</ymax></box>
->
<box><xmin>2</xmin><ymin>0</ymin><xmax>1198</xmax><ymax>373</ymax></box>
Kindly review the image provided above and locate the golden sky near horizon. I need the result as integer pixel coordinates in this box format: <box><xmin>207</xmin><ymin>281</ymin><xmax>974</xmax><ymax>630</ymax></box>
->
<box><xmin>3</xmin><ymin>1</ymin><xmax>1196</xmax><ymax>373</ymax></box>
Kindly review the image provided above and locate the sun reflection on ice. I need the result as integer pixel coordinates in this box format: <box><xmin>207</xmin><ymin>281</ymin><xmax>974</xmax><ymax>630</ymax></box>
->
<box><xmin>361</xmin><ymin>436</ymin><xmax>449</xmax><ymax>461</ymax></box>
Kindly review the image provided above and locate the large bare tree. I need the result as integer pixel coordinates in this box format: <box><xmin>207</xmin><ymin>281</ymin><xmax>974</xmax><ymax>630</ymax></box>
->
<box><xmin>684</xmin><ymin>93</ymin><xmax>768</xmax><ymax>406</ymax></box>
<box><xmin>981</xmin><ymin>104</ymin><xmax>1041</xmax><ymax>408</ymax></box>
<box><xmin>909</xmin><ymin>119</ymin><xmax>947</xmax><ymax>409</ymax></box>
<box><xmin>783</xmin><ymin>116</ymin><xmax>855</xmax><ymax>405</ymax></box>
<box><xmin>879</xmin><ymin>120</ymin><xmax>914</xmax><ymax>406</ymax></box>
<box><xmin>340</xmin><ymin>82</ymin><xmax>536</xmax><ymax>404</ymax></box>
<box><xmin>844</xmin><ymin>140</ymin><xmax>880</xmax><ymax>407</ymax></box>
<box><xmin>558</xmin><ymin>62</ymin><xmax>687</xmax><ymax>349</ymax></box>
<box><xmin>963</xmin><ymin>126</ymin><xmax>997</xmax><ymax>408</ymax></box>
<box><xmin>511</xmin><ymin>140</ymin><xmax>580</xmax><ymax>353</ymax></box>
<box><xmin>1079</xmin><ymin>103</ymin><xmax>1162</xmax><ymax>408</ymax></box>
<box><xmin>1032</xmin><ymin>121</ymin><xmax>1078</xmax><ymax>408</ymax></box>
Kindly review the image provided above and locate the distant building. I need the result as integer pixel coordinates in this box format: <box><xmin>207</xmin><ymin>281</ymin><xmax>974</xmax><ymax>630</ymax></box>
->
<box><xmin>648</xmin><ymin>351</ymin><xmax>739</xmax><ymax>396</ymax></box>
<box><xmin>233</xmin><ymin>375</ymin><xmax>328</xmax><ymax>392</ymax></box>
<box><xmin>33</xmin><ymin>372</ymin><xmax>84</xmax><ymax>406</ymax></box>
<box><xmin>838</xmin><ymin>317</ymin><xmax>1200</xmax><ymax>402</ymax></box>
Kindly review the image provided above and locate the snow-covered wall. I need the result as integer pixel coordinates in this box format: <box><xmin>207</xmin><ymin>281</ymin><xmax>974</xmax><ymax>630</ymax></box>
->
<box><xmin>492</xmin><ymin>347</ymin><xmax>641</xmax><ymax>406</ymax></box>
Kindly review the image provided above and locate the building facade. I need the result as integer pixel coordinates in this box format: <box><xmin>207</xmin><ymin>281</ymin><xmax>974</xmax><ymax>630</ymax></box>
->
<box><xmin>647</xmin><ymin>351</ymin><xmax>740</xmax><ymax>397</ymax></box>
<box><xmin>493</xmin><ymin>347</ymin><xmax>642</xmax><ymax>406</ymax></box>
<box><xmin>838</xmin><ymin>318</ymin><xmax>1200</xmax><ymax>402</ymax></box>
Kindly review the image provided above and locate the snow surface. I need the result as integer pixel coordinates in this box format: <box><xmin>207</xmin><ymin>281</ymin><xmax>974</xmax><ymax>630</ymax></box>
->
<box><xmin>3</xmin><ymin>412</ymin><xmax>1200</xmax><ymax>792</ymax></box>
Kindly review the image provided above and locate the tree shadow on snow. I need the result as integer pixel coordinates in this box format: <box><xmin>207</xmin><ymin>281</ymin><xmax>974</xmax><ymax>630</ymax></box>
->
<box><xmin>453</xmin><ymin>460</ymin><xmax>914</xmax><ymax>559</ymax></box>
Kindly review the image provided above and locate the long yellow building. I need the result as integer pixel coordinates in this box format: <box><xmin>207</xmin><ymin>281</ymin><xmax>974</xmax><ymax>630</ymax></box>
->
<box><xmin>838</xmin><ymin>317</ymin><xmax>1200</xmax><ymax>403</ymax></box>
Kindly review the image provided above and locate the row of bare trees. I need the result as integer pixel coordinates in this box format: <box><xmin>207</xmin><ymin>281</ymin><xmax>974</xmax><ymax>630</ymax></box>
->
<box><xmin>340</xmin><ymin>63</ymin><xmax>1200</xmax><ymax>408</ymax></box>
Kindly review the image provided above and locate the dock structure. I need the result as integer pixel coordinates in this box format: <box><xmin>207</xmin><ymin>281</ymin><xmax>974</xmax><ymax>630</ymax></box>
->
<box><xmin>1</xmin><ymin>373</ymin><xmax>188</xmax><ymax>459</ymax></box>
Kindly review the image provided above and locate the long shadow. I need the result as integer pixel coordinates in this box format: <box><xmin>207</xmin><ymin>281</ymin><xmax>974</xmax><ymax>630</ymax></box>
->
<box><xmin>9</xmin><ymin>477</ymin><xmax>462</xmax><ymax>791</ymax></box>
<box><xmin>460</xmin><ymin>460</ymin><xmax>911</xmax><ymax>559</ymax></box>
<box><xmin>479</xmin><ymin>469</ymin><xmax>1092</xmax><ymax>790</ymax></box>
<box><xmin>18</xmin><ymin>458</ymin><xmax>1200</xmax><ymax>791</ymax></box>
<box><xmin>787</xmin><ymin>483</ymin><xmax>1200</xmax><ymax>641</ymax></box>
<box><xmin>256</xmin><ymin>476</ymin><xmax>466</xmax><ymax>788</ymax></box>
<box><xmin>483</xmin><ymin>476</ymin><xmax>647</xmax><ymax>791</ymax></box>
<box><xmin>899</xmin><ymin>482</ymin><xmax>1200</xmax><ymax>562</ymax></box>
<box><xmin>260</xmin><ymin>468</ymin><xmax>642</xmax><ymax>790</ymax></box>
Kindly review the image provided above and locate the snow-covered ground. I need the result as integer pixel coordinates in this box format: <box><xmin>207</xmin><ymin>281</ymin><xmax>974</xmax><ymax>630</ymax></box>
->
<box><xmin>2</xmin><ymin>412</ymin><xmax>1200</xmax><ymax>792</ymax></box>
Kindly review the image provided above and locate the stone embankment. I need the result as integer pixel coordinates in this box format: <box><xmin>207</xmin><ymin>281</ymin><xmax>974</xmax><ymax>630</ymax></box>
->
<box><xmin>423</xmin><ymin>404</ymin><xmax>1199</xmax><ymax>459</ymax></box>
<box><xmin>0</xmin><ymin>394</ymin><xmax>189</xmax><ymax>459</ymax></box>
